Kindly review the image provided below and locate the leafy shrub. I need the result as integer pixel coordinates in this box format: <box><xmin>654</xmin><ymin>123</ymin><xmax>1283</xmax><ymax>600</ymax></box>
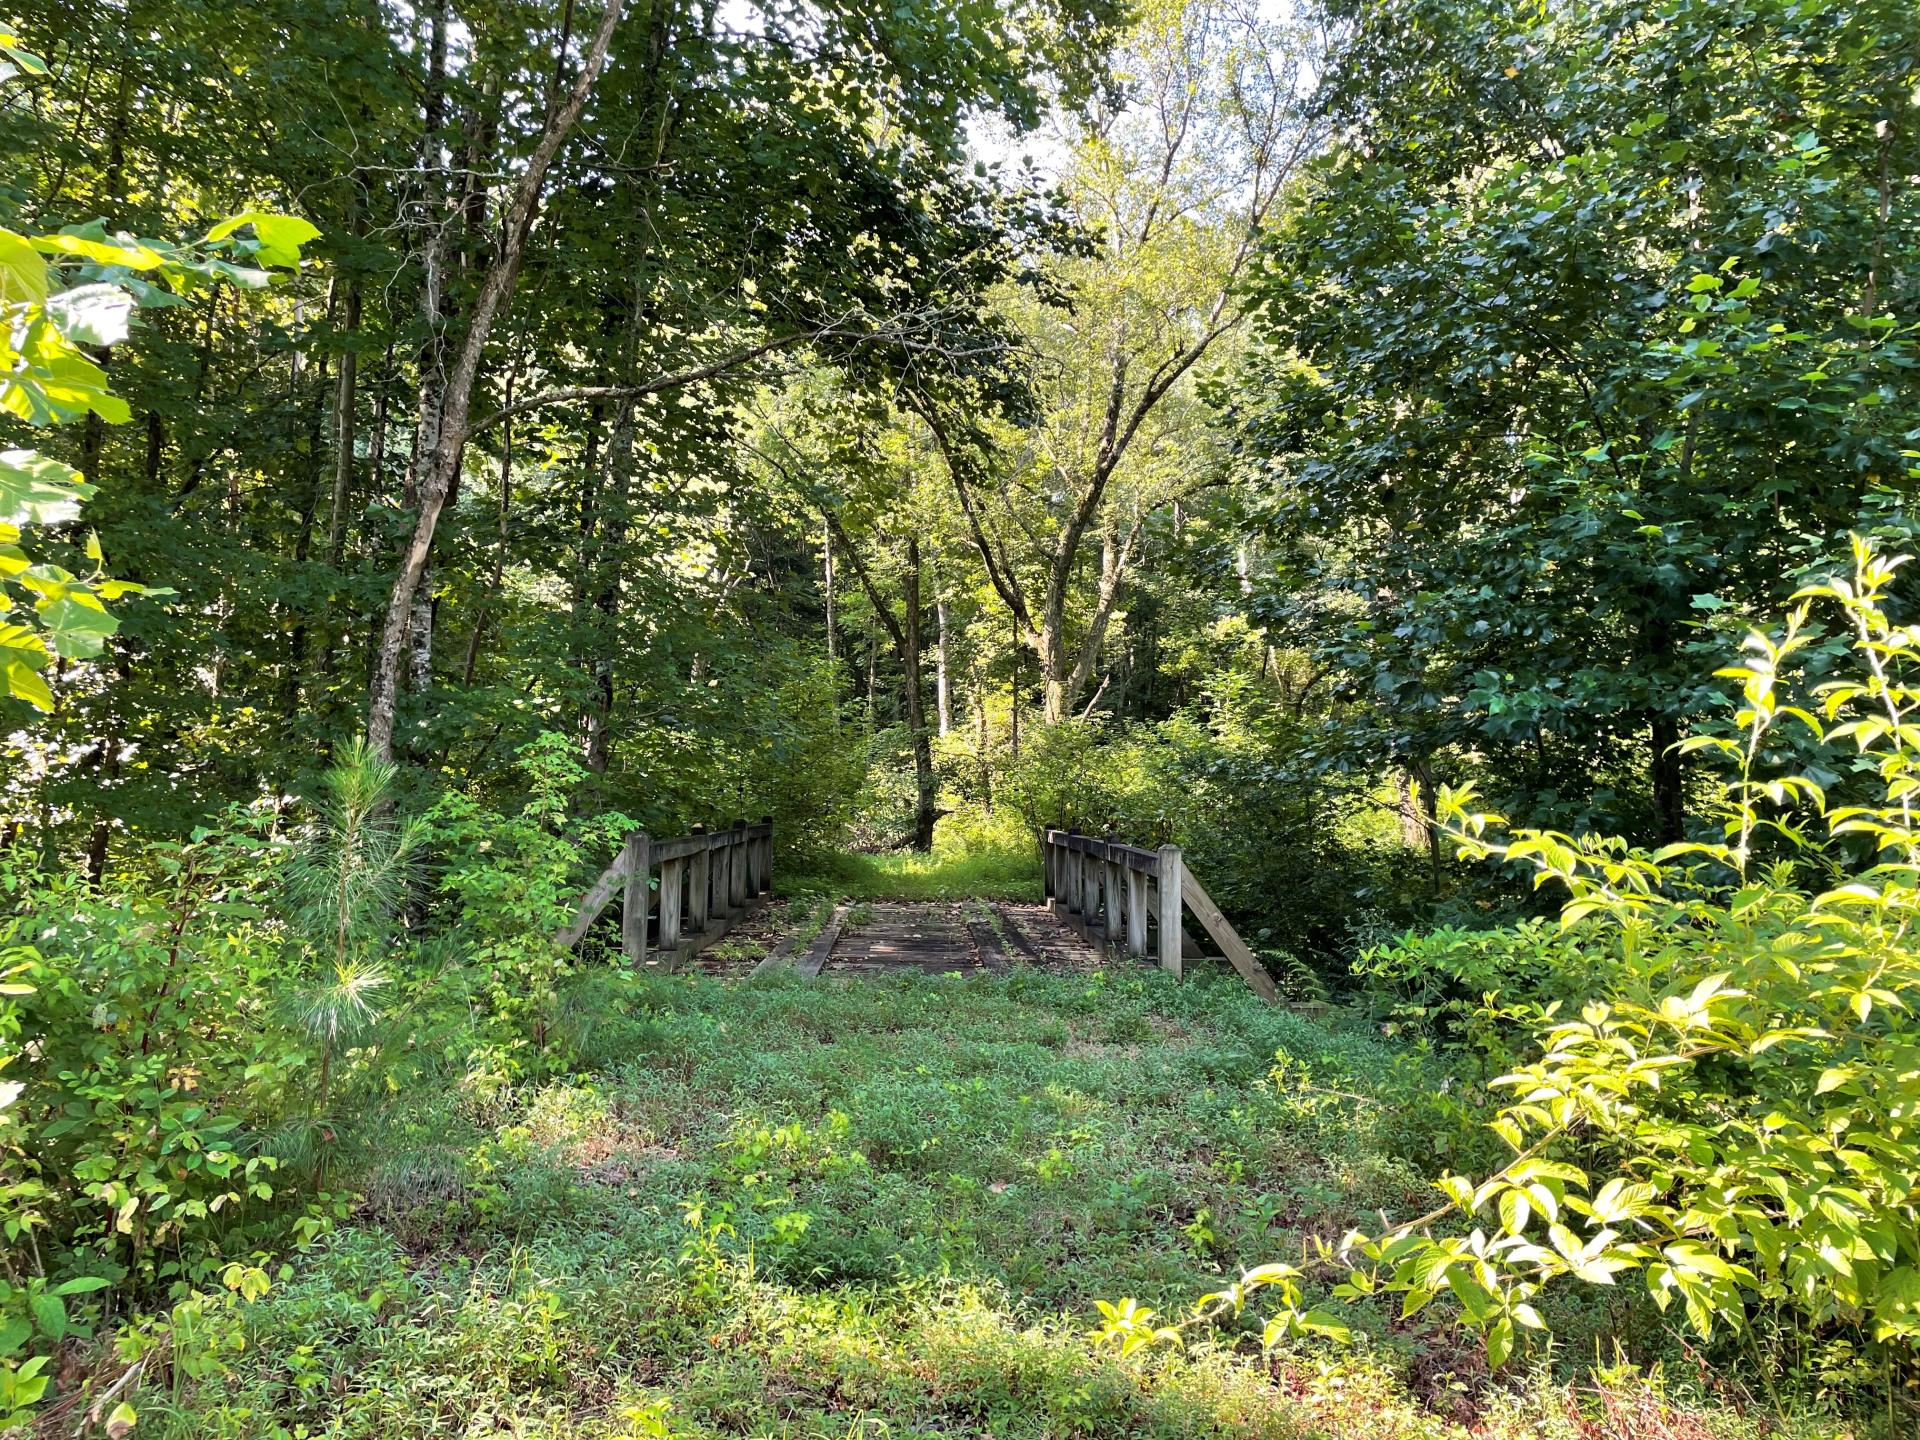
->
<box><xmin>425</xmin><ymin>732</ymin><xmax>631</xmax><ymax>1060</ymax></box>
<box><xmin>1121</xmin><ymin>538</ymin><xmax>1920</xmax><ymax>1422</ymax></box>
<box><xmin>1352</xmin><ymin>920</ymin><xmax>1599</xmax><ymax>1054</ymax></box>
<box><xmin>994</xmin><ymin>703</ymin><xmax>1425</xmax><ymax>963</ymax></box>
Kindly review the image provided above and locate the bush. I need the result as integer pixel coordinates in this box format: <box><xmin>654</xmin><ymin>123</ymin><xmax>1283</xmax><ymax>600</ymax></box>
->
<box><xmin>992</xmin><ymin>703</ymin><xmax>1425</xmax><ymax>963</ymax></box>
<box><xmin>1352</xmin><ymin>920</ymin><xmax>1599</xmax><ymax>1054</ymax></box>
<box><xmin>0</xmin><ymin>819</ymin><xmax>345</xmax><ymax>1407</ymax></box>
<box><xmin>1124</xmin><ymin>538</ymin><xmax>1920</xmax><ymax>1420</ymax></box>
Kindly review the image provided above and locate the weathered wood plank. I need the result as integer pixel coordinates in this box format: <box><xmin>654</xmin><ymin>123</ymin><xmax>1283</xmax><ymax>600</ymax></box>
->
<box><xmin>965</xmin><ymin>912</ymin><xmax>1011</xmax><ymax>972</ymax></box>
<box><xmin>1125</xmin><ymin>866</ymin><xmax>1147</xmax><ymax>958</ymax></box>
<box><xmin>1156</xmin><ymin>846</ymin><xmax>1183</xmax><ymax>977</ymax></box>
<box><xmin>794</xmin><ymin>902</ymin><xmax>851</xmax><ymax>979</ymax></box>
<box><xmin>1179</xmin><ymin>868</ymin><xmax>1279</xmax><ymax>1003</ymax></box>
<box><xmin>621</xmin><ymin>831</ymin><xmax>651</xmax><ymax>967</ymax></box>
<box><xmin>994</xmin><ymin>902</ymin><xmax>1043</xmax><ymax>962</ymax></box>
<box><xmin>659</xmin><ymin>856</ymin><xmax>685</xmax><ymax>963</ymax></box>
<box><xmin>556</xmin><ymin>850</ymin><xmax>632</xmax><ymax>949</ymax></box>
<box><xmin>687</xmin><ymin>826</ymin><xmax>710</xmax><ymax>934</ymax></box>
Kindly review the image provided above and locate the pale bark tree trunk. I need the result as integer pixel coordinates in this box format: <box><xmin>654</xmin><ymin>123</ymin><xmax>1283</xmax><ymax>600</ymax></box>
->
<box><xmin>902</xmin><ymin>537</ymin><xmax>936</xmax><ymax>850</ymax></box>
<box><xmin>972</xmin><ymin>672</ymin><xmax>992</xmax><ymax>809</ymax></box>
<box><xmin>823</xmin><ymin>517</ymin><xmax>836</xmax><ymax>665</ymax></box>
<box><xmin>366</xmin><ymin>0</ymin><xmax>626</xmax><ymax>762</ymax></box>
<box><xmin>934</xmin><ymin>591</ymin><xmax>952</xmax><ymax>737</ymax></box>
<box><xmin>325</xmin><ymin>276</ymin><xmax>362</xmax><ymax>571</ymax></box>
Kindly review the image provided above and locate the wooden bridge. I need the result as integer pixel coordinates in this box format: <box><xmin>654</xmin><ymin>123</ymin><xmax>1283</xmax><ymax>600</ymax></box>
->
<box><xmin>560</xmin><ymin>818</ymin><xmax>1277</xmax><ymax>1000</ymax></box>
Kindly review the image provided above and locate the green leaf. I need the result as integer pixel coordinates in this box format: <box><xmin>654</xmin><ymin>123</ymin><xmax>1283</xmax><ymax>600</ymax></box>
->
<box><xmin>205</xmin><ymin>212</ymin><xmax>320</xmax><ymax>268</ymax></box>
<box><xmin>46</xmin><ymin>282</ymin><xmax>136</xmax><ymax>347</ymax></box>
<box><xmin>0</xmin><ymin>449</ymin><xmax>90</xmax><ymax>524</ymax></box>
<box><xmin>28</xmin><ymin>1290</ymin><xmax>66</xmax><ymax>1340</ymax></box>
<box><xmin>32</xmin><ymin>226</ymin><xmax>165</xmax><ymax>271</ymax></box>
<box><xmin>0</xmin><ymin>228</ymin><xmax>48</xmax><ymax>305</ymax></box>
<box><xmin>39</xmin><ymin>594</ymin><xmax>119</xmax><ymax>659</ymax></box>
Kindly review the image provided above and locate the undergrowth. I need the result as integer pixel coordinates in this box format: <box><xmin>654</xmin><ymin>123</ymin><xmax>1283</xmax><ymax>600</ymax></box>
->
<box><xmin>787</xmin><ymin>840</ymin><xmax>1044</xmax><ymax>898</ymax></box>
<box><xmin>135</xmin><ymin>965</ymin><xmax>1836</xmax><ymax>1439</ymax></box>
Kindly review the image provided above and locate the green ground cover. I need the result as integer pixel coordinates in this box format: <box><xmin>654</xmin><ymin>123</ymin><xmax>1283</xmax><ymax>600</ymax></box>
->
<box><xmin>789</xmin><ymin>836</ymin><xmax>1044</xmax><ymax>903</ymax></box>
<box><xmin>150</xmin><ymin>959</ymin><xmax>1816</xmax><ymax>1440</ymax></box>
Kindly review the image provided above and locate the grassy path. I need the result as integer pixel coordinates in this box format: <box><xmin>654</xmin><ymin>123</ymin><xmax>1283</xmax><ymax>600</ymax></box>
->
<box><xmin>159</xmin><ymin>906</ymin><xmax>1792</xmax><ymax>1440</ymax></box>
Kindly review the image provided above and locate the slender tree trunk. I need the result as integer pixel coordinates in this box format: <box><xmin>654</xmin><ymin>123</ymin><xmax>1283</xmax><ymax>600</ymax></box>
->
<box><xmin>1639</xmin><ymin>603</ymin><xmax>1687</xmax><ymax>844</ymax></box>
<box><xmin>934</xmin><ymin>592</ymin><xmax>952</xmax><ymax>738</ymax></box>
<box><xmin>584</xmin><ymin>389</ymin><xmax>641</xmax><ymax>773</ymax></box>
<box><xmin>823</xmin><ymin>517</ymin><xmax>836</xmax><ymax>665</ymax></box>
<box><xmin>903</xmin><ymin>537</ymin><xmax>935</xmax><ymax>850</ymax></box>
<box><xmin>366</xmin><ymin>0</ymin><xmax>626</xmax><ymax>762</ymax></box>
<box><xmin>325</xmin><ymin>279</ymin><xmax>362</xmax><ymax>570</ymax></box>
<box><xmin>830</xmin><ymin>513</ymin><xmax>937</xmax><ymax>848</ymax></box>
<box><xmin>1009</xmin><ymin>614</ymin><xmax>1022</xmax><ymax>758</ymax></box>
<box><xmin>973</xmin><ymin>675</ymin><xmax>992</xmax><ymax>809</ymax></box>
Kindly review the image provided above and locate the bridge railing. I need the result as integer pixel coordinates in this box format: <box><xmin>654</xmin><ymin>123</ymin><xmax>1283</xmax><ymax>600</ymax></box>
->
<box><xmin>558</xmin><ymin>816</ymin><xmax>773</xmax><ymax>970</ymax></box>
<box><xmin>1042</xmin><ymin>827</ymin><xmax>1276</xmax><ymax>1002</ymax></box>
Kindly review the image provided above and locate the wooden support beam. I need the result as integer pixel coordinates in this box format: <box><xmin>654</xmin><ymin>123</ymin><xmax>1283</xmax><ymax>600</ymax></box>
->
<box><xmin>729</xmin><ymin>819</ymin><xmax>748</xmax><ymax>909</ymax></box>
<box><xmin>995</xmin><ymin>901</ymin><xmax>1042</xmax><ymax>962</ymax></box>
<box><xmin>1156</xmin><ymin>845</ymin><xmax>1183</xmax><ymax>978</ymax></box>
<box><xmin>621</xmin><ymin>831</ymin><xmax>651</xmax><ymax>968</ymax></box>
<box><xmin>658</xmin><ymin>856</ymin><xmax>685</xmax><ymax>965</ymax></box>
<box><xmin>1125</xmin><ymin>866</ymin><xmax>1147</xmax><ymax>959</ymax></box>
<box><xmin>1080</xmin><ymin>835</ymin><xmax>1100</xmax><ymax>936</ymax></box>
<box><xmin>557</xmin><ymin>849</ymin><xmax>632</xmax><ymax>948</ymax></box>
<box><xmin>795</xmin><ymin>901</ymin><xmax>850</xmax><ymax>979</ymax></box>
<box><xmin>687</xmin><ymin>825</ymin><xmax>710</xmax><ymax>934</ymax></box>
<box><xmin>1179</xmin><ymin>868</ymin><xmax>1279</xmax><ymax>1003</ymax></box>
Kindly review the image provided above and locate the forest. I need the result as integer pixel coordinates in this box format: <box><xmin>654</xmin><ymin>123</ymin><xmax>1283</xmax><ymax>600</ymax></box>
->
<box><xmin>1</xmin><ymin>0</ymin><xmax>1918</xmax><ymax>1434</ymax></box>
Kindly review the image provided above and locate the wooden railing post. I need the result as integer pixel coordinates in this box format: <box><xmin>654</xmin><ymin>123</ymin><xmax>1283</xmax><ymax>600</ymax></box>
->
<box><xmin>659</xmin><ymin>855</ymin><xmax>685</xmax><ymax>963</ymax></box>
<box><xmin>622</xmin><ymin>831</ymin><xmax>651</xmax><ymax>968</ymax></box>
<box><xmin>1155</xmin><ymin>843</ymin><xmax>1183</xmax><ymax>978</ymax></box>
<box><xmin>1104</xmin><ymin>829</ymin><xmax>1125</xmax><ymax>955</ymax></box>
<box><xmin>729</xmin><ymin>819</ymin><xmax>748</xmax><ymax>909</ymax></box>
<box><xmin>687</xmin><ymin>825</ymin><xmax>710</xmax><ymax>934</ymax></box>
<box><xmin>1042</xmin><ymin>832</ymin><xmax>1056</xmax><ymax>911</ymax></box>
<box><xmin>1081</xmin><ymin>834</ymin><xmax>1100</xmax><ymax>931</ymax></box>
<box><xmin>757</xmin><ymin>814</ymin><xmax>773</xmax><ymax>894</ymax></box>
<box><xmin>1064</xmin><ymin>827</ymin><xmax>1082</xmax><ymax>928</ymax></box>
<box><xmin>1125</xmin><ymin>863</ymin><xmax>1147</xmax><ymax>958</ymax></box>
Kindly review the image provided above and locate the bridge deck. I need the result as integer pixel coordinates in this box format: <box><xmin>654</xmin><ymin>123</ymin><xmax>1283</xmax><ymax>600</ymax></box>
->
<box><xmin>725</xmin><ymin>899</ymin><xmax>1110</xmax><ymax>980</ymax></box>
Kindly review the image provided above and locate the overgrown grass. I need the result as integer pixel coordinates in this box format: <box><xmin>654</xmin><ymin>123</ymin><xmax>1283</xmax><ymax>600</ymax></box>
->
<box><xmin>147</xmin><ymin>965</ymin><xmax>1835</xmax><ymax>1440</ymax></box>
<box><xmin>784</xmin><ymin>807</ymin><xmax>1045</xmax><ymax>902</ymax></box>
<box><xmin>787</xmin><ymin>842</ymin><xmax>1042</xmax><ymax>902</ymax></box>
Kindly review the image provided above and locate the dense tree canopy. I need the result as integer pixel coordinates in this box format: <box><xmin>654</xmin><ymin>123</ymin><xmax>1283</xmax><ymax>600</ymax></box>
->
<box><xmin>5</xmin><ymin>0</ymin><xmax>1920</xmax><ymax>1432</ymax></box>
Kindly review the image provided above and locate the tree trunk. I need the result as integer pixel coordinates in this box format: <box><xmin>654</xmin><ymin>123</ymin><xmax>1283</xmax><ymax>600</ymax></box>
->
<box><xmin>973</xmin><ymin>675</ymin><xmax>992</xmax><ymax>809</ymax></box>
<box><xmin>823</xmin><ymin>517</ymin><xmax>836</xmax><ymax>665</ymax></box>
<box><xmin>1039</xmin><ymin>597</ymin><xmax>1068</xmax><ymax>724</ymax></box>
<box><xmin>903</xmin><ymin>537</ymin><xmax>936</xmax><ymax>850</ymax></box>
<box><xmin>829</xmin><ymin>513</ymin><xmax>937</xmax><ymax>849</ymax></box>
<box><xmin>934</xmin><ymin>591</ymin><xmax>952</xmax><ymax>737</ymax></box>
<box><xmin>366</xmin><ymin>0</ymin><xmax>626</xmax><ymax>762</ymax></box>
<box><xmin>325</xmin><ymin>276</ymin><xmax>362</xmax><ymax>571</ymax></box>
<box><xmin>1640</xmin><ymin>581</ymin><xmax>1687</xmax><ymax>844</ymax></box>
<box><xmin>584</xmin><ymin>390</ymin><xmax>641</xmax><ymax>774</ymax></box>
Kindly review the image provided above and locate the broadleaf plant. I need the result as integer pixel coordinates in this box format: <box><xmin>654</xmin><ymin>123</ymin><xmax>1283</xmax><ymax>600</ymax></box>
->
<box><xmin>1108</xmin><ymin>536</ymin><xmax>1920</xmax><ymax>1398</ymax></box>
